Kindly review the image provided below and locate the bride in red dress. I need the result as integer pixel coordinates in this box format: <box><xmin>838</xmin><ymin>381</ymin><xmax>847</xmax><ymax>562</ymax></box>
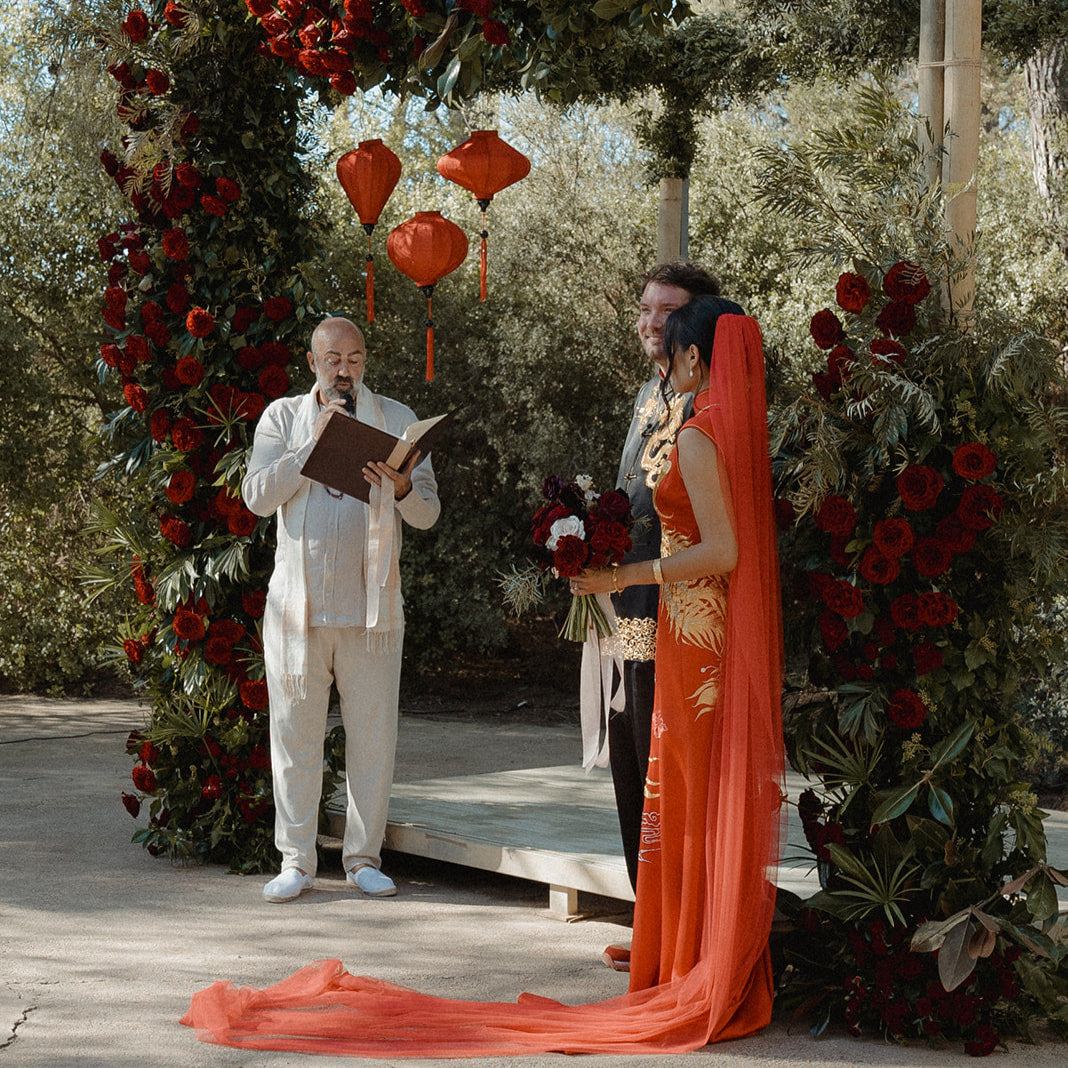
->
<box><xmin>182</xmin><ymin>299</ymin><xmax>784</xmax><ymax>1057</ymax></box>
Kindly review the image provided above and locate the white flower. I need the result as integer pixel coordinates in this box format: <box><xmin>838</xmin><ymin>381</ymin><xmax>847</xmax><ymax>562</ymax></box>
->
<box><xmin>546</xmin><ymin>514</ymin><xmax>585</xmax><ymax>550</ymax></box>
<box><xmin>576</xmin><ymin>474</ymin><xmax>593</xmax><ymax>492</ymax></box>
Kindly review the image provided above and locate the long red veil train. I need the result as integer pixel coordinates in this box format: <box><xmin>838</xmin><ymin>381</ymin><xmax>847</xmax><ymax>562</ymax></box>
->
<box><xmin>182</xmin><ymin>315</ymin><xmax>785</xmax><ymax>1057</ymax></box>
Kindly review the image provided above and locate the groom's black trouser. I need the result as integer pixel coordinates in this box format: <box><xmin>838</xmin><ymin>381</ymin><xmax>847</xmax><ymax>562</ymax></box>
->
<box><xmin>608</xmin><ymin>658</ymin><xmax>656</xmax><ymax>893</ymax></box>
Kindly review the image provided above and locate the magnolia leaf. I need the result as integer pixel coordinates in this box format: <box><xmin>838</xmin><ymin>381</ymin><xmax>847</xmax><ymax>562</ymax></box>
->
<box><xmin>967</xmin><ymin>922</ymin><xmax>997</xmax><ymax>959</ymax></box>
<box><xmin>973</xmin><ymin>907</ymin><xmax>1001</xmax><ymax>934</ymax></box>
<box><xmin>1009</xmin><ymin>924</ymin><xmax>1055</xmax><ymax>960</ymax></box>
<box><xmin>825</xmin><ymin>843</ymin><xmax>870</xmax><ymax>883</ymax></box>
<box><xmin>1000</xmin><ymin>865</ymin><xmax>1040</xmax><ymax>897</ymax></box>
<box><xmin>911</xmin><ymin>910</ymin><xmax>970</xmax><ymax>953</ymax></box>
<box><xmin>1025</xmin><ymin>875</ymin><xmax>1059</xmax><ymax>923</ymax></box>
<box><xmin>938</xmin><ymin>913</ymin><xmax>979</xmax><ymax>991</ymax></box>
<box><xmin>929</xmin><ymin>719</ymin><xmax>976</xmax><ymax>770</ymax></box>
<box><xmin>1046</xmin><ymin>864</ymin><xmax>1068</xmax><ymax>887</ymax></box>
<box><xmin>928</xmin><ymin>783</ymin><xmax>954</xmax><ymax>826</ymax></box>
<box><xmin>871</xmin><ymin>781</ymin><xmax>920</xmax><ymax>825</ymax></box>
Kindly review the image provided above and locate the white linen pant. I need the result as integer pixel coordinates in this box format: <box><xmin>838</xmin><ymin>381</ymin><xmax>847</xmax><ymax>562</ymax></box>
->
<box><xmin>265</xmin><ymin>624</ymin><xmax>403</xmax><ymax>876</ymax></box>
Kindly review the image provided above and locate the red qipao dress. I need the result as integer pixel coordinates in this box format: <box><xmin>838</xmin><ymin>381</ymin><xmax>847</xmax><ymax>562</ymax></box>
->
<box><xmin>181</xmin><ymin>315</ymin><xmax>785</xmax><ymax>1058</ymax></box>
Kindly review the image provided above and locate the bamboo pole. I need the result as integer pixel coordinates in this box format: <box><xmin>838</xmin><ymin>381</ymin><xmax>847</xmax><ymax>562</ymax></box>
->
<box><xmin>656</xmin><ymin>177</ymin><xmax>686</xmax><ymax>263</ymax></box>
<box><xmin>918</xmin><ymin>0</ymin><xmax>946</xmax><ymax>189</ymax></box>
<box><xmin>943</xmin><ymin>0</ymin><xmax>982</xmax><ymax>323</ymax></box>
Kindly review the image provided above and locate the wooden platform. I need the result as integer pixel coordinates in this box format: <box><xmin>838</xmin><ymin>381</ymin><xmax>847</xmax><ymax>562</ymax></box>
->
<box><xmin>328</xmin><ymin>764</ymin><xmax>820</xmax><ymax>918</ymax></box>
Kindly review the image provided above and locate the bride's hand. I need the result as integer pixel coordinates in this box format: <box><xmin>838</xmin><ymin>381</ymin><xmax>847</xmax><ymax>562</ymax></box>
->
<box><xmin>569</xmin><ymin>568</ymin><xmax>616</xmax><ymax>596</ymax></box>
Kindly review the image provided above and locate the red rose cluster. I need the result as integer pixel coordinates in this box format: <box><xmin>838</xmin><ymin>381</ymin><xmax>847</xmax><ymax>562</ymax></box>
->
<box><xmin>810</xmin><ymin>261</ymin><xmax>932</xmax><ymax>400</ymax></box>
<box><xmin>531</xmin><ymin>475</ymin><xmax>632</xmax><ymax>578</ymax></box>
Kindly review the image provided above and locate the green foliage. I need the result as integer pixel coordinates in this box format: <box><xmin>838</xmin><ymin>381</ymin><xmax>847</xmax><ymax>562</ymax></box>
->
<box><xmin>764</xmin><ymin>84</ymin><xmax>1068</xmax><ymax>1045</ymax></box>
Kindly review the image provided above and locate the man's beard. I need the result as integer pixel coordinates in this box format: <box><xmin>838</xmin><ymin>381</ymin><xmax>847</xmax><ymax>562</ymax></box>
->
<box><xmin>324</xmin><ymin>377</ymin><xmax>354</xmax><ymax>401</ymax></box>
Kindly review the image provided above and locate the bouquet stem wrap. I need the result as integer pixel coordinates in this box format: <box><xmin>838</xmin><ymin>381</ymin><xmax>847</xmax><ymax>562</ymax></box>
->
<box><xmin>578</xmin><ymin>592</ymin><xmax>624</xmax><ymax>771</ymax></box>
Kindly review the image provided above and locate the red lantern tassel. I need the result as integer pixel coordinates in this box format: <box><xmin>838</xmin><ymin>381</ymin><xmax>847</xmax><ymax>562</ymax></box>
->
<box><xmin>479</xmin><ymin>212</ymin><xmax>488</xmax><ymax>302</ymax></box>
<box><xmin>366</xmin><ymin>249</ymin><xmax>375</xmax><ymax>323</ymax></box>
<box><xmin>425</xmin><ymin>293</ymin><xmax>434</xmax><ymax>382</ymax></box>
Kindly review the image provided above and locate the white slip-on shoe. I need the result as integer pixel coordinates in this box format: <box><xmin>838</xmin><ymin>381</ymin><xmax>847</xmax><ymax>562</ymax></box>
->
<box><xmin>263</xmin><ymin>868</ymin><xmax>314</xmax><ymax>903</ymax></box>
<box><xmin>346</xmin><ymin>865</ymin><xmax>397</xmax><ymax>897</ymax></box>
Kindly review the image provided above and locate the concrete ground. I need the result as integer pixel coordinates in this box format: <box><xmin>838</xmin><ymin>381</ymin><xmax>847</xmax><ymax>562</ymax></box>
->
<box><xmin>1</xmin><ymin>694</ymin><xmax>1064</xmax><ymax>1068</ymax></box>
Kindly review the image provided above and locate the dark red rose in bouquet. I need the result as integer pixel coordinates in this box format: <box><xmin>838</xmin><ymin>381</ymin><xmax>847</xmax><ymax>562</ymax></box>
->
<box><xmin>958</xmin><ymin>484</ymin><xmax>1004</xmax><ymax>530</ymax></box>
<box><xmin>171</xmin><ymin>416</ymin><xmax>204</xmax><ymax>452</ymax></box>
<box><xmin>131</xmin><ymin>557</ymin><xmax>155</xmax><ymax>605</ymax></box>
<box><xmin>132</xmin><ymin>765</ymin><xmax>157</xmax><ymax>792</ymax></box>
<box><xmin>912</xmin><ymin>536</ymin><xmax>952</xmax><ymax>578</ymax></box>
<box><xmin>232</xmin><ymin>306</ymin><xmax>258</xmax><ymax>333</ymax></box>
<box><xmin>122</xmin><ymin>791</ymin><xmax>141</xmax><ymax>817</ymax></box>
<box><xmin>204</xmin><ymin>635</ymin><xmax>234</xmax><ymax>666</ymax></box>
<box><xmin>835</xmin><ymin>272</ymin><xmax>871</xmax><ymax>314</ymax></box>
<box><xmin>201</xmin><ymin>194</ymin><xmax>228</xmax><ymax>216</ymax></box>
<box><xmin>258</xmin><ymin>365</ymin><xmax>290</xmax><ymax>399</ymax></box>
<box><xmin>162</xmin><ymin>227</ymin><xmax>190</xmax><ymax>261</ymax></box>
<box><xmin>883</xmin><ymin>261</ymin><xmax>932</xmax><ymax>305</ymax></box>
<box><xmin>859</xmin><ymin>546</ymin><xmax>899</xmax><ymax>585</ymax></box>
<box><xmin>919</xmin><ymin>591</ymin><xmax>959</xmax><ymax>627</ymax></box>
<box><xmin>875</xmin><ymin>301</ymin><xmax>916</xmax><ymax>337</ymax></box>
<box><xmin>872</xmin><ymin>517</ymin><xmax>914</xmax><ymax>558</ymax></box>
<box><xmin>174</xmin><ymin>354</ymin><xmax>205</xmax><ymax>386</ymax></box>
<box><xmin>242</xmin><ymin>589</ymin><xmax>267</xmax><ymax>619</ymax></box>
<box><xmin>261</xmin><ymin>341</ymin><xmax>291</xmax><ymax>366</ymax></box>
<box><xmin>240</xmin><ymin>679</ymin><xmax>269</xmax><ymax>711</ymax></box>
<box><xmin>216</xmin><ymin>177</ymin><xmax>242</xmax><ymax>203</ymax></box>
<box><xmin>149</xmin><ymin>409</ymin><xmax>172</xmax><ymax>443</ymax></box>
<box><xmin>869</xmin><ymin>337</ymin><xmax>907</xmax><ymax>366</ymax></box>
<box><xmin>935</xmin><ymin>512</ymin><xmax>976</xmax><ymax>554</ymax></box>
<box><xmin>482</xmin><ymin>18</ymin><xmax>510</xmax><ymax>44</ymax></box>
<box><xmin>121</xmin><ymin>10</ymin><xmax>150</xmax><ymax>42</ymax></box>
<box><xmin>814</xmin><ymin>494</ymin><xmax>857</xmax><ymax>536</ymax></box>
<box><xmin>888</xmin><ymin>688</ymin><xmax>927</xmax><ymax>729</ymax></box>
<box><xmin>952</xmin><ymin>442</ymin><xmax>997</xmax><ymax>480</ymax></box>
<box><xmin>238</xmin><ymin>345</ymin><xmax>264</xmax><ymax>371</ymax></box>
<box><xmin>913</xmin><ymin>641</ymin><xmax>943</xmax><ymax>675</ymax></box>
<box><xmin>228</xmin><ymin>506</ymin><xmax>259</xmax><ymax>537</ymax></box>
<box><xmin>810</xmin><ymin>308</ymin><xmax>845</xmax><ymax>350</ymax></box>
<box><xmin>123</xmin><ymin>637</ymin><xmax>144</xmax><ymax>665</ymax></box>
<box><xmin>123</xmin><ymin>383</ymin><xmax>148</xmax><ymax>412</ymax></box>
<box><xmin>159</xmin><ymin>514</ymin><xmax>192</xmax><ymax>548</ymax></box>
<box><xmin>166</xmin><ymin>470</ymin><xmax>196</xmax><ymax>505</ymax></box>
<box><xmin>821</xmin><ymin>577</ymin><xmax>865</xmax><ymax>619</ymax></box>
<box><xmin>201</xmin><ymin>774</ymin><xmax>224</xmax><ymax>800</ymax></box>
<box><xmin>891</xmin><ymin>592</ymin><xmax>925</xmax><ymax>632</ymax></box>
<box><xmin>552</xmin><ymin>535</ymin><xmax>588</xmax><ymax>578</ymax></box>
<box><xmin>812</xmin><ymin>371</ymin><xmax>837</xmax><ymax>400</ymax></box>
<box><xmin>897</xmin><ymin>464</ymin><xmax>944</xmax><ymax>511</ymax></box>
<box><xmin>172</xmin><ymin>607</ymin><xmax>205</xmax><ymax>641</ymax></box>
<box><xmin>819</xmin><ymin>609</ymin><xmax>848</xmax><ymax>652</ymax></box>
<box><xmin>145</xmin><ymin>69</ymin><xmax>170</xmax><ymax>95</ymax></box>
<box><xmin>186</xmin><ymin>307</ymin><xmax>215</xmax><ymax>338</ymax></box>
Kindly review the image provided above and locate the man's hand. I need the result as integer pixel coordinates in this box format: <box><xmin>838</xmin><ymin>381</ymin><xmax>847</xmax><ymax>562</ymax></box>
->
<box><xmin>363</xmin><ymin>450</ymin><xmax>422</xmax><ymax>501</ymax></box>
<box><xmin>313</xmin><ymin>397</ymin><xmax>349</xmax><ymax>440</ymax></box>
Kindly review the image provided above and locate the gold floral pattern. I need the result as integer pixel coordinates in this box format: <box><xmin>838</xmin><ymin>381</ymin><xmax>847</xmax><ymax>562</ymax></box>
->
<box><xmin>641</xmin><ymin>393</ymin><xmax>688</xmax><ymax>492</ymax></box>
<box><xmin>601</xmin><ymin>616</ymin><xmax>657</xmax><ymax>661</ymax></box>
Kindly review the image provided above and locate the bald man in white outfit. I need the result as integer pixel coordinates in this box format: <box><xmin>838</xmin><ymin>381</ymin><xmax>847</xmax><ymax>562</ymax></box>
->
<box><xmin>243</xmin><ymin>316</ymin><xmax>440</xmax><ymax>902</ymax></box>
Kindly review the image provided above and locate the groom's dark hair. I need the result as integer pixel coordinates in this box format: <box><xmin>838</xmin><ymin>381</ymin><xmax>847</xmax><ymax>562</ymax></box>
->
<box><xmin>640</xmin><ymin>261</ymin><xmax>721</xmax><ymax>298</ymax></box>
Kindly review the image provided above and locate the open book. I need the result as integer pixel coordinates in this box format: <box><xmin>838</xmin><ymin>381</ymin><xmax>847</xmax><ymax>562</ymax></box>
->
<box><xmin>300</xmin><ymin>408</ymin><xmax>457</xmax><ymax>503</ymax></box>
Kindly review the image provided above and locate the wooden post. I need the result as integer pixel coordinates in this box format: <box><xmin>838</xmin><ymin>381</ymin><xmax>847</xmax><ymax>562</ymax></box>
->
<box><xmin>657</xmin><ymin>177</ymin><xmax>686</xmax><ymax>263</ymax></box>
<box><xmin>943</xmin><ymin>0</ymin><xmax>982</xmax><ymax>323</ymax></box>
<box><xmin>918</xmin><ymin>0</ymin><xmax>946</xmax><ymax>188</ymax></box>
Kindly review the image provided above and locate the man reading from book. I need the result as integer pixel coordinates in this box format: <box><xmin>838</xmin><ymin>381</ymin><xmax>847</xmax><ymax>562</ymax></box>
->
<box><xmin>242</xmin><ymin>315</ymin><xmax>440</xmax><ymax>903</ymax></box>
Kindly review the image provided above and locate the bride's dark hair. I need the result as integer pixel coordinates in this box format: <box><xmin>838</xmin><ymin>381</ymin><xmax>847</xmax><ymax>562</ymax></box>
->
<box><xmin>662</xmin><ymin>294</ymin><xmax>745</xmax><ymax>401</ymax></box>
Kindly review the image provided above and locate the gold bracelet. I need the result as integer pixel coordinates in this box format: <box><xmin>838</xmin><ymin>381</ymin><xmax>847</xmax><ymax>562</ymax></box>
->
<box><xmin>611</xmin><ymin>564</ymin><xmax>622</xmax><ymax>594</ymax></box>
<box><xmin>652</xmin><ymin>557</ymin><xmax>664</xmax><ymax>585</ymax></box>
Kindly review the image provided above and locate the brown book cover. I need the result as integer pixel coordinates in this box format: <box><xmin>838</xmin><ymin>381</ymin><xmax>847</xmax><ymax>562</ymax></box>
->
<box><xmin>300</xmin><ymin>409</ymin><xmax>457</xmax><ymax>502</ymax></box>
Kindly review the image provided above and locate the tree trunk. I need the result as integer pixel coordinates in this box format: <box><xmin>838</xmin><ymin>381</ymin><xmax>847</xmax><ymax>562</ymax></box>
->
<box><xmin>656</xmin><ymin>177</ymin><xmax>688</xmax><ymax>263</ymax></box>
<box><xmin>918</xmin><ymin>0</ymin><xmax>945</xmax><ymax>189</ymax></box>
<box><xmin>1025</xmin><ymin>39</ymin><xmax>1068</xmax><ymax>258</ymax></box>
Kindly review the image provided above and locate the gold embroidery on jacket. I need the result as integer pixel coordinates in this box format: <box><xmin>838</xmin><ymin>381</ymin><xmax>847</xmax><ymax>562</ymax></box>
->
<box><xmin>601</xmin><ymin>616</ymin><xmax>657</xmax><ymax>661</ymax></box>
<box><xmin>641</xmin><ymin>393</ymin><xmax>687</xmax><ymax>491</ymax></box>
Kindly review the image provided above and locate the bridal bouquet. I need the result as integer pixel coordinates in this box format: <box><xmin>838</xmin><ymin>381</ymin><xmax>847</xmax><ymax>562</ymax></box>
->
<box><xmin>501</xmin><ymin>474</ymin><xmax>633</xmax><ymax>641</ymax></box>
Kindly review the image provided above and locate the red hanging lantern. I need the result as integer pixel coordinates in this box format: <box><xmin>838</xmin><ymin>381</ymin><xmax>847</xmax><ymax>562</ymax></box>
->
<box><xmin>436</xmin><ymin>130</ymin><xmax>530</xmax><ymax>301</ymax></box>
<box><xmin>386</xmin><ymin>212</ymin><xmax>468</xmax><ymax>381</ymax></box>
<box><xmin>336</xmin><ymin>139</ymin><xmax>402</xmax><ymax>323</ymax></box>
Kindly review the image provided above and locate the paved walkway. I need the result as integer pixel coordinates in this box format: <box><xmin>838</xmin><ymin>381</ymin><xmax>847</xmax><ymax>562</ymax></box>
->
<box><xmin>1</xmin><ymin>695</ymin><xmax>1065</xmax><ymax>1067</ymax></box>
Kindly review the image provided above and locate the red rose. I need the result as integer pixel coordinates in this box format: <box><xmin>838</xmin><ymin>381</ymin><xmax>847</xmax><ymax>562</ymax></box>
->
<box><xmin>121</xmin><ymin>791</ymin><xmax>141</xmax><ymax>817</ymax></box>
<box><xmin>200</xmin><ymin>193</ymin><xmax>227</xmax><ymax>216</ymax></box>
<box><xmin>227</xmin><ymin>507</ymin><xmax>259</xmax><ymax>537</ymax></box>
<box><xmin>875</xmin><ymin>301</ymin><xmax>916</xmax><ymax>337</ymax></box>
<box><xmin>258</xmin><ymin>365</ymin><xmax>290</xmax><ymax>398</ymax></box>
<box><xmin>872</xmin><ymin>517</ymin><xmax>914</xmax><ymax>559</ymax></box>
<box><xmin>246</xmin><ymin>0</ymin><xmax>274</xmax><ymax>15</ymax></box>
<box><xmin>262</xmin><ymin>296</ymin><xmax>293</xmax><ymax>322</ymax></box>
<box><xmin>935</xmin><ymin>512</ymin><xmax>976</xmax><ymax>554</ymax></box>
<box><xmin>132</xmin><ymin>765</ymin><xmax>157</xmax><ymax>792</ymax></box>
<box><xmin>128</xmin><ymin>249</ymin><xmax>151</xmax><ymax>274</ymax></box>
<box><xmin>121</xmin><ymin>10</ymin><xmax>150</xmax><ymax>42</ymax></box>
<box><xmin>100</xmin><ymin>343</ymin><xmax>121</xmax><ymax>368</ymax></box>
<box><xmin>329</xmin><ymin>70</ymin><xmax>357</xmax><ymax>95</ymax></box>
<box><xmin>214</xmin><ymin>487</ymin><xmax>242</xmax><ymax>516</ymax></box>
<box><xmin>123</xmin><ymin>637</ymin><xmax>144</xmax><ymax>664</ymax></box>
<box><xmin>896</xmin><ymin>464</ymin><xmax>943</xmax><ymax>511</ymax></box>
<box><xmin>149</xmin><ymin>409</ymin><xmax>172</xmax><ymax>443</ymax></box>
<box><xmin>835</xmin><ymin>272</ymin><xmax>871</xmax><ymax>314</ymax></box>
<box><xmin>201</xmin><ymin>774</ymin><xmax>224</xmax><ymax>800</ymax></box>
<box><xmin>958</xmin><ymin>484</ymin><xmax>1003</xmax><ymax>531</ymax></box>
<box><xmin>814</xmin><ymin>494</ymin><xmax>857</xmax><ymax>536</ymax></box>
<box><xmin>594</xmin><ymin>489</ymin><xmax>631</xmax><ymax>524</ymax></box>
<box><xmin>810</xmin><ymin>308</ymin><xmax>845</xmax><ymax>350</ymax></box>
<box><xmin>236</xmin><ymin>345</ymin><xmax>264</xmax><ymax>372</ymax></box>
<box><xmin>890</xmin><ymin>593</ymin><xmax>925</xmax><ymax>632</ymax></box>
<box><xmin>131</xmin><ymin>557</ymin><xmax>155</xmax><ymax>605</ymax></box>
<box><xmin>123</xmin><ymin>383</ymin><xmax>148</xmax><ymax>412</ymax></box>
<box><xmin>952</xmin><ymin>442</ymin><xmax>997</xmax><ymax>481</ymax></box>
<box><xmin>159</xmin><ymin>514</ymin><xmax>192</xmax><ymax>548</ymax></box>
<box><xmin>165</xmin><ymin>470</ymin><xmax>196</xmax><ymax>505</ymax></box>
<box><xmin>822</xmin><ymin>577</ymin><xmax>865</xmax><ymax>619</ymax></box>
<box><xmin>232</xmin><ymin>306</ymin><xmax>257</xmax><ymax>334</ymax></box>
<box><xmin>552</xmin><ymin>534</ymin><xmax>588</xmax><ymax>578</ymax></box>
<box><xmin>589</xmin><ymin>520</ymin><xmax>630</xmax><ymax>560</ymax></box>
<box><xmin>174</xmin><ymin>355</ymin><xmax>205</xmax><ymax>386</ymax></box>
<box><xmin>260</xmin><ymin>340</ymin><xmax>290</xmax><ymax>365</ymax></box>
<box><xmin>482</xmin><ymin>17</ymin><xmax>509</xmax><ymax>44</ymax></box>
<box><xmin>819</xmin><ymin>609</ymin><xmax>848</xmax><ymax>652</ymax></box>
<box><xmin>146</xmin><ymin>321</ymin><xmax>170</xmax><ymax>347</ymax></box>
<box><xmin>880</xmin><ymin>652</ymin><xmax>898</xmax><ymax>672</ymax></box>
<box><xmin>172</xmin><ymin>607</ymin><xmax>205</xmax><ymax>641</ymax></box>
<box><xmin>811</xmin><ymin>370</ymin><xmax>838</xmax><ymax>400</ymax></box>
<box><xmin>186</xmin><ymin>307</ymin><xmax>214</xmax><ymax>338</ymax></box>
<box><xmin>176</xmin><ymin>162</ymin><xmax>200</xmax><ymax>188</ymax></box>
<box><xmin>126</xmin><ymin>335</ymin><xmax>150</xmax><ymax>363</ymax></box>
<box><xmin>459</xmin><ymin>0</ymin><xmax>494</xmax><ymax>15</ymax></box>
<box><xmin>145</xmin><ymin>69</ymin><xmax>170</xmax><ymax>95</ymax></box>
<box><xmin>171</xmin><ymin>416</ymin><xmax>203</xmax><ymax>452</ymax></box>
<box><xmin>887</xmin><ymin>688</ymin><xmax>927</xmax><ymax>729</ymax></box>
<box><xmin>859</xmin><ymin>546</ymin><xmax>899</xmax><ymax>585</ymax></box>
<box><xmin>250</xmin><ymin>744</ymin><xmax>270</xmax><ymax>770</ymax></box>
<box><xmin>401</xmin><ymin>0</ymin><xmax>428</xmax><ymax>14</ymax></box>
<box><xmin>204</xmin><ymin>635</ymin><xmax>234</xmax><ymax>665</ymax></box>
<box><xmin>912</xmin><ymin>537</ymin><xmax>952</xmax><ymax>578</ymax></box>
<box><xmin>240</xmin><ymin>679</ymin><xmax>269</xmax><ymax>711</ymax></box>
<box><xmin>829</xmin><ymin>534</ymin><xmax>851</xmax><ymax>566</ymax></box>
<box><xmin>919</xmin><ymin>591</ymin><xmax>959</xmax><ymax>627</ymax></box>
<box><xmin>827</xmin><ymin>344</ymin><xmax>855</xmax><ymax>381</ymax></box>
<box><xmin>242</xmin><ymin>590</ymin><xmax>267</xmax><ymax>618</ymax></box>
<box><xmin>870</xmin><ymin>338</ymin><xmax>907</xmax><ymax>366</ymax></box>
<box><xmin>162</xmin><ymin>227</ymin><xmax>189</xmax><ymax>260</ymax></box>
<box><xmin>912</xmin><ymin>642</ymin><xmax>943</xmax><ymax>675</ymax></box>
<box><xmin>211</xmin><ymin>619</ymin><xmax>246</xmax><ymax>644</ymax></box>
<box><xmin>883</xmin><ymin>261</ymin><xmax>932</xmax><ymax>305</ymax></box>
<box><xmin>215</xmin><ymin>177</ymin><xmax>241</xmax><ymax>202</ymax></box>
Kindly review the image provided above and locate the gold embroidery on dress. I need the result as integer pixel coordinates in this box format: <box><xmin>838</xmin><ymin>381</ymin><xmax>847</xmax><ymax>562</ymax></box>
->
<box><xmin>660</xmin><ymin>527</ymin><xmax>728</xmax><ymax>718</ymax></box>
<box><xmin>641</xmin><ymin>393</ymin><xmax>687</xmax><ymax>492</ymax></box>
<box><xmin>601</xmin><ymin>616</ymin><xmax>656</xmax><ymax>661</ymax></box>
<box><xmin>638</xmin><ymin>809</ymin><xmax>661</xmax><ymax>862</ymax></box>
<box><xmin>643</xmin><ymin>754</ymin><xmax>660</xmax><ymax>799</ymax></box>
